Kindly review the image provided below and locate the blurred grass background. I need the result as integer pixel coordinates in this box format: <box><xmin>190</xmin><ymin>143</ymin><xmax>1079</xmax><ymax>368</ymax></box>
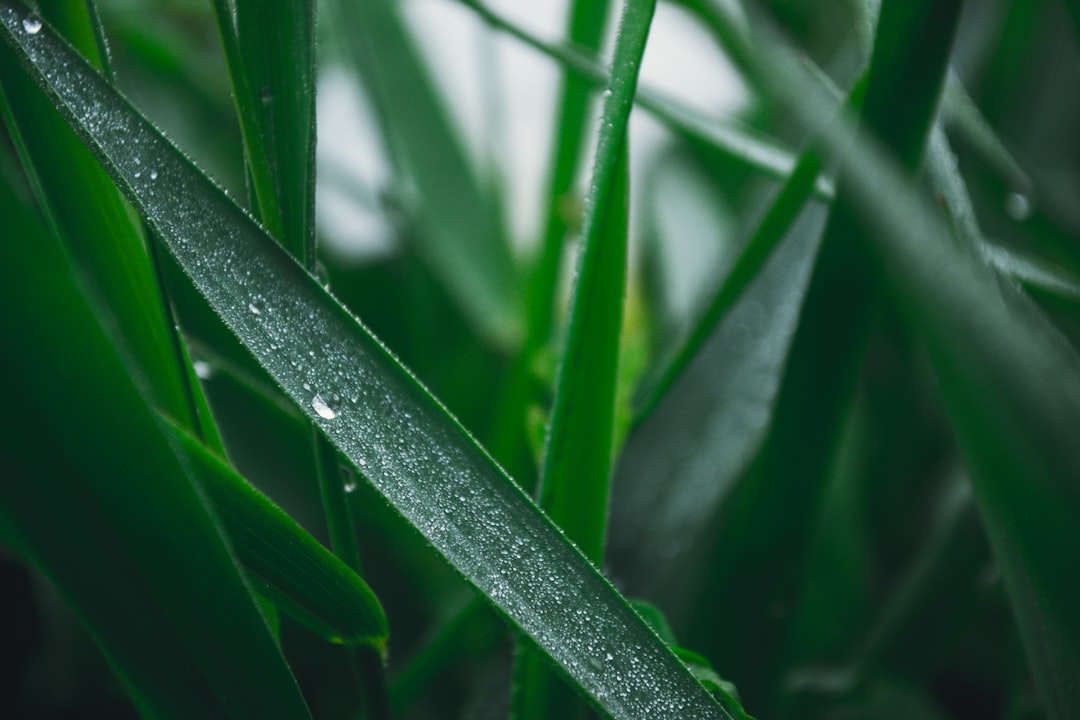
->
<box><xmin>2</xmin><ymin>0</ymin><xmax>1080</xmax><ymax>718</ymax></box>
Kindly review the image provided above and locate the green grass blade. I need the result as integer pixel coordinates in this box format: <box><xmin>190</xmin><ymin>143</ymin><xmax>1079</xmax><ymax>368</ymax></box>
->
<box><xmin>632</xmin><ymin>140</ymin><xmax>824</xmax><ymax>421</ymax></box>
<box><xmin>331</xmin><ymin>0</ymin><xmax>522</xmax><ymax>350</ymax></box>
<box><xmin>731</xmin><ymin>7</ymin><xmax>1080</xmax><ymax>719</ymax></box>
<box><xmin>0</xmin><ymin>4</ymin><xmax>204</xmax><ymax>442</ymax></box>
<box><xmin>941</xmin><ymin>71</ymin><xmax>1032</xmax><ymax>197</ymax></box>
<box><xmin>488</xmin><ymin>0</ymin><xmax>613</xmax><ymax>484</ymax></box>
<box><xmin>455</xmin><ymin>0</ymin><xmax>833</xmax><ymax>200</ymax></box>
<box><xmin>212</xmin><ymin>0</ymin><xmax>316</xmax><ymax>266</ymax></box>
<box><xmin>161</xmin><ymin>414</ymin><xmax>389</xmax><ymax>653</ymax></box>
<box><xmin>0</xmin><ymin>170</ymin><xmax>311</xmax><ymax>720</ymax></box>
<box><xmin>516</xmin><ymin>3</ymin><xmax>650</xmax><ymax>716</ymax></box>
<box><xmin>609</xmin><ymin>202</ymin><xmax>826</xmax><ymax>592</ymax></box>
<box><xmin>687</xmin><ymin>1</ymin><xmax>962</xmax><ymax>710</ymax></box>
<box><xmin>0</xmin><ymin>9</ymin><xmax>729</xmax><ymax>717</ymax></box>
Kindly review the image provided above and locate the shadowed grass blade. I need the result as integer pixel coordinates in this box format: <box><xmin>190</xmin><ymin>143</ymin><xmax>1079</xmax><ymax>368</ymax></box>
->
<box><xmin>730</xmin><ymin>6</ymin><xmax>1080</xmax><ymax>718</ymax></box>
<box><xmin>686</xmin><ymin>2</ymin><xmax>961</xmax><ymax>711</ymax></box>
<box><xmin>0</xmin><ymin>7</ymin><xmax>728</xmax><ymax>717</ymax></box>
<box><xmin>162</xmin><ymin>415</ymin><xmax>389</xmax><ymax>653</ymax></box>
<box><xmin>0</xmin><ymin>168</ymin><xmax>311</xmax><ymax>720</ymax></box>
<box><xmin>0</xmin><ymin>2</ymin><xmax>218</xmax><ymax>450</ymax></box>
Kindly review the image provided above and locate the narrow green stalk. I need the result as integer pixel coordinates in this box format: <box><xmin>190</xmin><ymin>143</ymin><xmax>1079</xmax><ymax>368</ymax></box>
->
<box><xmin>454</xmin><ymin>0</ymin><xmax>832</xmax><ymax>198</ymax></box>
<box><xmin>489</xmin><ymin>0</ymin><xmax>613</xmax><ymax>483</ymax></box>
<box><xmin>515</xmin><ymin>1</ymin><xmax>657</xmax><ymax>718</ymax></box>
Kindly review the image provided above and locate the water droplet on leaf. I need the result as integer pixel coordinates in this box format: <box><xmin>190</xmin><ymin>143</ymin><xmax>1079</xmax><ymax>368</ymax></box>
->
<box><xmin>312</xmin><ymin>393</ymin><xmax>338</xmax><ymax>419</ymax></box>
<box><xmin>1005</xmin><ymin>191</ymin><xmax>1033</xmax><ymax>221</ymax></box>
<box><xmin>22</xmin><ymin>14</ymin><xmax>42</xmax><ymax>34</ymax></box>
<box><xmin>193</xmin><ymin>360</ymin><xmax>214</xmax><ymax>379</ymax></box>
<box><xmin>342</xmin><ymin>467</ymin><xmax>358</xmax><ymax>493</ymax></box>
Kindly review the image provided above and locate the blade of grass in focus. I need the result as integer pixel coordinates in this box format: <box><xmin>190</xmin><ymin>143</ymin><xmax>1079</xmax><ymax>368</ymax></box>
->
<box><xmin>0</xmin><ymin>10</ymin><xmax>731</xmax><ymax>716</ymax></box>
<box><xmin>488</xmin><ymin>0</ymin><xmax>613</xmax><ymax>483</ymax></box>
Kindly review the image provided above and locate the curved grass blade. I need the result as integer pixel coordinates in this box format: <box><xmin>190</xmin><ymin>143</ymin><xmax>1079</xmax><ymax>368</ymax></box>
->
<box><xmin>161</xmin><ymin>414</ymin><xmax>389</xmax><ymax>654</ymax></box>
<box><xmin>0</xmin><ymin>8</ymin><xmax>728</xmax><ymax>717</ymax></box>
<box><xmin>0</xmin><ymin>167</ymin><xmax>311</xmax><ymax>720</ymax></box>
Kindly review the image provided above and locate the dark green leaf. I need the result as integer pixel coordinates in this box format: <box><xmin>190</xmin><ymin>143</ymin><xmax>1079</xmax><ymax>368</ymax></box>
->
<box><xmin>0</xmin><ymin>162</ymin><xmax>311</xmax><ymax>720</ymax></box>
<box><xmin>162</xmin><ymin>414</ymin><xmax>389</xmax><ymax>653</ymax></box>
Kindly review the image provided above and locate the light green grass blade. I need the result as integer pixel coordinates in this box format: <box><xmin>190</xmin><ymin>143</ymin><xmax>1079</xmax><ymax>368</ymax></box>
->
<box><xmin>211</xmin><ymin>0</ymin><xmax>316</xmax><ymax>266</ymax></box>
<box><xmin>0</xmin><ymin>9</ymin><xmax>728</xmax><ymax>717</ymax></box>
<box><xmin>0</xmin><ymin>172</ymin><xmax>311</xmax><ymax>720</ymax></box>
<box><xmin>330</xmin><ymin>0</ymin><xmax>522</xmax><ymax>350</ymax></box>
<box><xmin>517</xmin><ymin>3</ymin><xmax>652</xmax><ymax>717</ymax></box>
<box><xmin>488</xmin><ymin>0</ymin><xmax>613</xmax><ymax>484</ymax></box>
<box><xmin>162</xmin><ymin>414</ymin><xmax>389</xmax><ymax>653</ymax></box>
<box><xmin>538</xmin><ymin>0</ymin><xmax>646</xmax><ymax>565</ymax></box>
<box><xmin>509</xmin><ymin>1</ymin><xmax>618</xmax><ymax>715</ymax></box>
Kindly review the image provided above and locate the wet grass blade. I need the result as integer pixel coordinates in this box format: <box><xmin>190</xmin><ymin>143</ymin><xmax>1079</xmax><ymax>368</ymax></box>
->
<box><xmin>162</xmin><ymin>414</ymin><xmax>389</xmax><ymax>653</ymax></box>
<box><xmin>0</xmin><ymin>164</ymin><xmax>311</xmax><ymax>720</ymax></box>
<box><xmin>0</xmin><ymin>8</ymin><xmax>729</xmax><ymax>717</ymax></box>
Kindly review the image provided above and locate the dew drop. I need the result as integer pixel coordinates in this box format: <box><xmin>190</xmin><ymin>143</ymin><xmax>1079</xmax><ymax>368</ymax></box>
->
<box><xmin>22</xmin><ymin>14</ymin><xmax>42</xmax><ymax>34</ymax></box>
<box><xmin>342</xmin><ymin>467</ymin><xmax>358</xmax><ymax>493</ymax></box>
<box><xmin>149</xmin><ymin>169</ymin><xmax>158</xmax><ymax>181</ymax></box>
<box><xmin>312</xmin><ymin>393</ymin><xmax>338</xmax><ymax>419</ymax></box>
<box><xmin>248</xmin><ymin>302</ymin><xmax>262</xmax><ymax>315</ymax></box>
<box><xmin>193</xmin><ymin>360</ymin><xmax>214</xmax><ymax>380</ymax></box>
<box><xmin>358</xmin><ymin>458</ymin><xmax>367</xmax><ymax>467</ymax></box>
<box><xmin>1005</xmin><ymin>191</ymin><xmax>1033</xmax><ymax>221</ymax></box>
<box><xmin>303</xmin><ymin>382</ymin><xmax>311</xmax><ymax>391</ymax></box>
<box><xmin>259</xmin><ymin>85</ymin><xmax>273</xmax><ymax>105</ymax></box>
